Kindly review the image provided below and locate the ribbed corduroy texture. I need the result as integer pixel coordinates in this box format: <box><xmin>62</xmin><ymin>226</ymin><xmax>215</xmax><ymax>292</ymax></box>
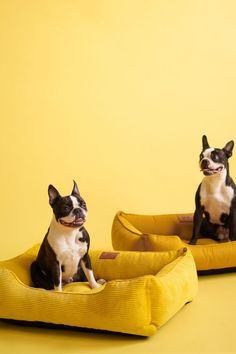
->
<box><xmin>0</xmin><ymin>245</ymin><xmax>197</xmax><ymax>336</ymax></box>
<box><xmin>112</xmin><ymin>211</ymin><xmax>236</xmax><ymax>272</ymax></box>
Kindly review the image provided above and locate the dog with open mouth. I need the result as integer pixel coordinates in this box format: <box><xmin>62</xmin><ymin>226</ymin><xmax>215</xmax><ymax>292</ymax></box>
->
<box><xmin>189</xmin><ymin>135</ymin><xmax>236</xmax><ymax>244</ymax></box>
<box><xmin>31</xmin><ymin>181</ymin><xmax>104</xmax><ymax>291</ymax></box>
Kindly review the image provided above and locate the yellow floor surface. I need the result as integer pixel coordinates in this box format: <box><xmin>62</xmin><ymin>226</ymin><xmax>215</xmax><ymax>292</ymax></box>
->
<box><xmin>0</xmin><ymin>273</ymin><xmax>236</xmax><ymax>354</ymax></box>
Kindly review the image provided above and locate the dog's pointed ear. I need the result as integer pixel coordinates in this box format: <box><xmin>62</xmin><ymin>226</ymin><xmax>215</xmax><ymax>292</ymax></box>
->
<box><xmin>48</xmin><ymin>185</ymin><xmax>60</xmax><ymax>206</ymax></box>
<box><xmin>202</xmin><ymin>135</ymin><xmax>210</xmax><ymax>150</ymax></box>
<box><xmin>72</xmin><ymin>180</ymin><xmax>80</xmax><ymax>197</ymax></box>
<box><xmin>223</xmin><ymin>140</ymin><xmax>234</xmax><ymax>158</ymax></box>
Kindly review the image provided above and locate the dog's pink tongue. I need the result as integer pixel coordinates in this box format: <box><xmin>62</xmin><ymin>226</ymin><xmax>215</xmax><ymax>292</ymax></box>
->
<box><xmin>74</xmin><ymin>218</ymin><xmax>84</xmax><ymax>225</ymax></box>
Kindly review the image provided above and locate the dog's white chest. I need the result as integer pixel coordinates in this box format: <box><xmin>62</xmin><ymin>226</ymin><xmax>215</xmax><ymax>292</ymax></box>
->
<box><xmin>200</xmin><ymin>178</ymin><xmax>234</xmax><ymax>224</ymax></box>
<box><xmin>48</xmin><ymin>230</ymin><xmax>88</xmax><ymax>281</ymax></box>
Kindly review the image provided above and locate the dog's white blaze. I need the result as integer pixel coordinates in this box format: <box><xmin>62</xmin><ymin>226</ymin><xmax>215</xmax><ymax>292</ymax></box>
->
<box><xmin>200</xmin><ymin>169</ymin><xmax>234</xmax><ymax>224</ymax></box>
<box><xmin>48</xmin><ymin>219</ymin><xmax>88</xmax><ymax>282</ymax></box>
<box><xmin>70</xmin><ymin>196</ymin><xmax>79</xmax><ymax>208</ymax></box>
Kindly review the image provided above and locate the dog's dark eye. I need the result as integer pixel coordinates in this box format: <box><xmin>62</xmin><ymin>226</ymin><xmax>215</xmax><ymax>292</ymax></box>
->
<box><xmin>63</xmin><ymin>205</ymin><xmax>71</xmax><ymax>213</ymax></box>
<box><xmin>80</xmin><ymin>201</ymin><xmax>87</xmax><ymax>210</ymax></box>
<box><xmin>211</xmin><ymin>151</ymin><xmax>220</xmax><ymax>162</ymax></box>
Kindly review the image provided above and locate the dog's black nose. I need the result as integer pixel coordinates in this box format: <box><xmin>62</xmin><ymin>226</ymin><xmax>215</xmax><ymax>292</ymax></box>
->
<box><xmin>201</xmin><ymin>159</ymin><xmax>210</xmax><ymax>169</ymax></box>
<box><xmin>73</xmin><ymin>208</ymin><xmax>83</xmax><ymax>217</ymax></box>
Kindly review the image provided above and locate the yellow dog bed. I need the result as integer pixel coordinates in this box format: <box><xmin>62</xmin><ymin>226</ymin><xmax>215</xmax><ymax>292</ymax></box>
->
<box><xmin>0</xmin><ymin>244</ymin><xmax>197</xmax><ymax>336</ymax></box>
<box><xmin>112</xmin><ymin>211</ymin><xmax>236</xmax><ymax>274</ymax></box>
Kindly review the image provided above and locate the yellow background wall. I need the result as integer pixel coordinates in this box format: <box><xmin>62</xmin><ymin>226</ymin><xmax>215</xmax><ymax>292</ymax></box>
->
<box><xmin>1</xmin><ymin>0</ymin><xmax>236</xmax><ymax>259</ymax></box>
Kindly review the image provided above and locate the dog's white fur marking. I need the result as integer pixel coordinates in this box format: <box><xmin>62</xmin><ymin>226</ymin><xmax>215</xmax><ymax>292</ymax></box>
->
<box><xmin>200</xmin><ymin>168</ymin><xmax>234</xmax><ymax>224</ymax></box>
<box><xmin>48</xmin><ymin>216</ymin><xmax>88</xmax><ymax>286</ymax></box>
<box><xmin>71</xmin><ymin>196</ymin><xmax>79</xmax><ymax>208</ymax></box>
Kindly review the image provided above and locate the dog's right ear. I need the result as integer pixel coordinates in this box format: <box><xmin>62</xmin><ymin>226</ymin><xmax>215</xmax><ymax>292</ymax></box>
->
<box><xmin>48</xmin><ymin>185</ymin><xmax>60</xmax><ymax>207</ymax></box>
<box><xmin>202</xmin><ymin>135</ymin><xmax>210</xmax><ymax>150</ymax></box>
<box><xmin>72</xmin><ymin>180</ymin><xmax>80</xmax><ymax>197</ymax></box>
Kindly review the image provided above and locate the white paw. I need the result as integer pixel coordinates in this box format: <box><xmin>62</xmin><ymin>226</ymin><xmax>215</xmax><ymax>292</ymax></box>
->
<box><xmin>217</xmin><ymin>233</ymin><xmax>225</xmax><ymax>240</ymax></box>
<box><xmin>54</xmin><ymin>285</ymin><xmax>62</xmax><ymax>292</ymax></box>
<box><xmin>217</xmin><ymin>226</ymin><xmax>229</xmax><ymax>241</ymax></box>
<box><xmin>63</xmin><ymin>277</ymin><xmax>73</xmax><ymax>284</ymax></box>
<box><xmin>97</xmin><ymin>278</ymin><xmax>106</xmax><ymax>285</ymax></box>
<box><xmin>90</xmin><ymin>279</ymin><xmax>106</xmax><ymax>289</ymax></box>
<box><xmin>93</xmin><ymin>282</ymin><xmax>102</xmax><ymax>288</ymax></box>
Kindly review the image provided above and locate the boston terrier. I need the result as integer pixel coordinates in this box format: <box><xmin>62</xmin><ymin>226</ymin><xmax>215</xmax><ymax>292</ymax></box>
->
<box><xmin>189</xmin><ymin>135</ymin><xmax>236</xmax><ymax>245</ymax></box>
<box><xmin>31</xmin><ymin>181</ymin><xmax>104</xmax><ymax>291</ymax></box>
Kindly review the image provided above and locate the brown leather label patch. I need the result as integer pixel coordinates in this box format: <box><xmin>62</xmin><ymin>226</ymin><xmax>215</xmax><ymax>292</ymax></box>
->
<box><xmin>99</xmin><ymin>252</ymin><xmax>119</xmax><ymax>260</ymax></box>
<box><xmin>178</xmin><ymin>215</ymin><xmax>193</xmax><ymax>223</ymax></box>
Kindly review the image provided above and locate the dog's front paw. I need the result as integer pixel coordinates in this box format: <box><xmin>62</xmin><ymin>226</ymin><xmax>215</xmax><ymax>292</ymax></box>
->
<box><xmin>54</xmin><ymin>285</ymin><xmax>62</xmax><ymax>292</ymax></box>
<box><xmin>90</xmin><ymin>279</ymin><xmax>106</xmax><ymax>289</ymax></box>
<box><xmin>66</xmin><ymin>277</ymin><xmax>74</xmax><ymax>284</ymax></box>
<box><xmin>97</xmin><ymin>278</ymin><xmax>106</xmax><ymax>285</ymax></box>
<box><xmin>217</xmin><ymin>226</ymin><xmax>229</xmax><ymax>242</ymax></box>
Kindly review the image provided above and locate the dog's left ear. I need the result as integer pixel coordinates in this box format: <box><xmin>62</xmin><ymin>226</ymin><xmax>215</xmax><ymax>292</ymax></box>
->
<box><xmin>48</xmin><ymin>185</ymin><xmax>60</xmax><ymax>207</ymax></box>
<box><xmin>72</xmin><ymin>180</ymin><xmax>80</xmax><ymax>197</ymax></box>
<box><xmin>223</xmin><ymin>141</ymin><xmax>234</xmax><ymax>158</ymax></box>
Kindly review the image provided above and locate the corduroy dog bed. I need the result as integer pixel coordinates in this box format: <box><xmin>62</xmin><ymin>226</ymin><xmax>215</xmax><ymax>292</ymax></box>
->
<box><xmin>112</xmin><ymin>211</ymin><xmax>236</xmax><ymax>274</ymax></box>
<box><xmin>0</xmin><ymin>244</ymin><xmax>197</xmax><ymax>336</ymax></box>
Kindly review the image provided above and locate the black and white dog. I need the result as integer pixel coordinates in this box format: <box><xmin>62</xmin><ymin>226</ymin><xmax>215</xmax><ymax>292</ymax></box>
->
<box><xmin>190</xmin><ymin>135</ymin><xmax>236</xmax><ymax>245</ymax></box>
<box><xmin>31</xmin><ymin>181</ymin><xmax>104</xmax><ymax>290</ymax></box>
